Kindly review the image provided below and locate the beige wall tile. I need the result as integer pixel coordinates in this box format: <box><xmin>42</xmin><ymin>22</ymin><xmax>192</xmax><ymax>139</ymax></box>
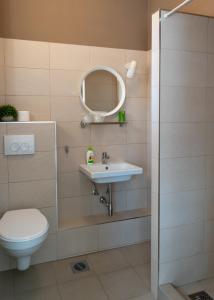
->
<box><xmin>126</xmin><ymin>143</ymin><xmax>147</xmax><ymax>167</ymax></box>
<box><xmin>160</xmin><ymin>190</ymin><xmax>205</xmax><ymax>229</ymax></box>
<box><xmin>50</xmin><ymin>69</ymin><xmax>82</xmax><ymax>96</ymax></box>
<box><xmin>206</xmin><ymin>88</ymin><xmax>214</xmax><ymax>122</ymax></box>
<box><xmin>160</xmin><ymin>86</ymin><xmax>206</xmax><ymax>122</ymax></box>
<box><xmin>0</xmin><ymin>96</ymin><xmax>5</xmax><ymax>106</ymax></box>
<box><xmin>91</xmin><ymin>47</ymin><xmax>126</xmax><ymax>72</ymax></box>
<box><xmin>0</xmin><ymin>155</ymin><xmax>8</xmax><ymax>184</ymax></box>
<box><xmin>0</xmin><ymin>67</ymin><xmax>5</xmax><ymax>95</ymax></box>
<box><xmin>5</xmin><ymin>95</ymin><xmax>51</xmax><ymax>121</ymax></box>
<box><xmin>160</xmin><ymin>222</ymin><xmax>204</xmax><ymax>263</ymax></box>
<box><xmin>112</xmin><ymin>190</ymin><xmax>127</xmax><ymax>212</ymax></box>
<box><xmin>99</xmin><ymin>217</ymin><xmax>149</xmax><ymax>250</ymax></box>
<box><xmin>8</xmin><ymin>151</ymin><xmax>56</xmax><ymax>182</ymax></box>
<box><xmin>123</xmin><ymin>172</ymin><xmax>147</xmax><ymax>190</ymax></box>
<box><xmin>161</xmin><ymin>49</ymin><xmax>207</xmax><ymax>87</ymax></box>
<box><xmin>126</xmin><ymin>189</ymin><xmax>148</xmax><ymax>210</ymax></box>
<box><xmin>159</xmin><ymin>255</ymin><xmax>206</xmax><ymax>286</ymax></box>
<box><xmin>0</xmin><ymin>38</ymin><xmax>4</xmax><ymax>67</ymax></box>
<box><xmin>59</xmin><ymin>195</ymin><xmax>91</xmax><ymax>222</ymax></box>
<box><xmin>206</xmin><ymin>156</ymin><xmax>214</xmax><ymax>188</ymax></box>
<box><xmin>206</xmin><ymin>188</ymin><xmax>214</xmax><ymax>221</ymax></box>
<box><xmin>40</xmin><ymin>207</ymin><xmax>57</xmax><ymax>234</ymax></box>
<box><xmin>58</xmin><ymin>171</ymin><xmax>92</xmax><ymax>198</ymax></box>
<box><xmin>125</xmin><ymin>98</ymin><xmax>147</xmax><ymax>121</ymax></box>
<box><xmin>161</xmin><ymin>13</ymin><xmax>207</xmax><ymax>52</ymax></box>
<box><xmin>91</xmin><ymin>194</ymin><xmax>108</xmax><ymax>215</ymax></box>
<box><xmin>207</xmin><ymin>252</ymin><xmax>214</xmax><ymax>278</ymax></box>
<box><xmin>57</xmin><ymin>122</ymin><xmax>91</xmax><ymax>147</ymax></box>
<box><xmin>31</xmin><ymin>234</ymin><xmax>57</xmax><ymax>265</ymax></box>
<box><xmin>126</xmin><ymin>121</ymin><xmax>147</xmax><ymax>144</ymax></box>
<box><xmin>206</xmin><ymin>123</ymin><xmax>214</xmax><ymax>155</ymax></box>
<box><xmin>57</xmin><ymin>146</ymin><xmax>86</xmax><ymax>173</ymax></box>
<box><xmin>91</xmin><ymin>124</ymin><xmax>126</xmax><ymax>146</ymax></box>
<box><xmin>96</xmin><ymin>145</ymin><xmax>126</xmax><ymax>164</ymax></box>
<box><xmin>207</xmin><ymin>55</ymin><xmax>214</xmax><ymax>87</ymax></box>
<box><xmin>57</xmin><ymin>147</ymin><xmax>87</xmax><ymax>173</ymax></box>
<box><xmin>208</xmin><ymin>18</ymin><xmax>214</xmax><ymax>53</ymax></box>
<box><xmin>0</xmin><ymin>183</ymin><xmax>9</xmax><ymax>215</ymax></box>
<box><xmin>126</xmin><ymin>73</ymin><xmax>148</xmax><ymax>98</ymax></box>
<box><xmin>9</xmin><ymin>179</ymin><xmax>56</xmax><ymax>209</ymax></box>
<box><xmin>5</xmin><ymin>39</ymin><xmax>49</xmax><ymax>69</ymax></box>
<box><xmin>5</xmin><ymin>67</ymin><xmax>49</xmax><ymax>95</ymax></box>
<box><xmin>51</xmin><ymin>96</ymin><xmax>85</xmax><ymax>122</ymax></box>
<box><xmin>160</xmin><ymin>123</ymin><xmax>206</xmax><ymax>158</ymax></box>
<box><xmin>50</xmin><ymin>43</ymin><xmax>91</xmax><ymax>70</ymax></box>
<box><xmin>126</xmin><ymin>50</ymin><xmax>148</xmax><ymax>74</ymax></box>
<box><xmin>57</xmin><ymin>226</ymin><xmax>98</xmax><ymax>258</ymax></box>
<box><xmin>7</xmin><ymin>123</ymin><xmax>55</xmax><ymax>152</ymax></box>
<box><xmin>205</xmin><ymin>221</ymin><xmax>214</xmax><ymax>252</ymax></box>
<box><xmin>160</xmin><ymin>157</ymin><xmax>206</xmax><ymax>194</ymax></box>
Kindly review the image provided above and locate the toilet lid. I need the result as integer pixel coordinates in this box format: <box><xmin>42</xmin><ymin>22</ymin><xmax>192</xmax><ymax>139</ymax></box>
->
<box><xmin>0</xmin><ymin>209</ymin><xmax>49</xmax><ymax>242</ymax></box>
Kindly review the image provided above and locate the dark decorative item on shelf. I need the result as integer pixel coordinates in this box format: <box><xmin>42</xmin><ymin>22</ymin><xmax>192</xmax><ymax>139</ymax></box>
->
<box><xmin>0</xmin><ymin>105</ymin><xmax>18</xmax><ymax>122</ymax></box>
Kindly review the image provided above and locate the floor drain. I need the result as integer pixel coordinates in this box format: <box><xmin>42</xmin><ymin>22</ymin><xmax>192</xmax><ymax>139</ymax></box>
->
<box><xmin>189</xmin><ymin>291</ymin><xmax>214</xmax><ymax>300</ymax></box>
<box><xmin>71</xmin><ymin>260</ymin><xmax>90</xmax><ymax>274</ymax></box>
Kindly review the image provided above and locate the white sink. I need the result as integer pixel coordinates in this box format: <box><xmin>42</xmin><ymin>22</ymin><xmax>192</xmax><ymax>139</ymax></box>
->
<box><xmin>80</xmin><ymin>162</ymin><xmax>143</xmax><ymax>184</ymax></box>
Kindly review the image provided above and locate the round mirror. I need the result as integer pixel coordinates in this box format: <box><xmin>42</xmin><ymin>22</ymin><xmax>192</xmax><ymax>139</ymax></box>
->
<box><xmin>80</xmin><ymin>66</ymin><xmax>126</xmax><ymax>117</ymax></box>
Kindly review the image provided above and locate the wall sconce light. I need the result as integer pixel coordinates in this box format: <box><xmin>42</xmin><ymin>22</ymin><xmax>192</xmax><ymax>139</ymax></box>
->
<box><xmin>125</xmin><ymin>60</ymin><xmax>137</xmax><ymax>78</ymax></box>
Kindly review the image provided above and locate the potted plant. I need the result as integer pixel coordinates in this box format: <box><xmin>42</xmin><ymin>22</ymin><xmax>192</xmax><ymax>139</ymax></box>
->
<box><xmin>0</xmin><ymin>105</ymin><xmax>18</xmax><ymax>121</ymax></box>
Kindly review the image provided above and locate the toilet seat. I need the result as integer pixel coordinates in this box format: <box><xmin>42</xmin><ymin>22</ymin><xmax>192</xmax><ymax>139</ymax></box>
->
<box><xmin>0</xmin><ymin>209</ymin><xmax>49</xmax><ymax>242</ymax></box>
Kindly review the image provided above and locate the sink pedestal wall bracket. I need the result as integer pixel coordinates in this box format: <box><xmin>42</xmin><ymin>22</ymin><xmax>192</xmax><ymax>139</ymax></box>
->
<box><xmin>99</xmin><ymin>183</ymin><xmax>113</xmax><ymax>217</ymax></box>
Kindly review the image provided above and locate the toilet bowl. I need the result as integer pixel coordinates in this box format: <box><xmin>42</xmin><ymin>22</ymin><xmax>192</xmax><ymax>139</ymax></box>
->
<box><xmin>0</xmin><ymin>208</ymin><xmax>49</xmax><ymax>271</ymax></box>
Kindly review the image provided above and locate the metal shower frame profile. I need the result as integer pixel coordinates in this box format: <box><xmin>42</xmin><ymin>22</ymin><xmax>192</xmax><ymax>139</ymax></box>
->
<box><xmin>160</xmin><ymin>0</ymin><xmax>194</xmax><ymax>21</ymax></box>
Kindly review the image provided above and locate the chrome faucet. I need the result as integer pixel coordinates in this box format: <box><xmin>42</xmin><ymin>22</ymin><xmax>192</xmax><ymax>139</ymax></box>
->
<box><xmin>102</xmin><ymin>152</ymin><xmax>110</xmax><ymax>164</ymax></box>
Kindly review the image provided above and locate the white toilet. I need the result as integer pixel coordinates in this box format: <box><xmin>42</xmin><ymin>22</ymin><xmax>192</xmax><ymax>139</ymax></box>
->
<box><xmin>0</xmin><ymin>208</ymin><xmax>49</xmax><ymax>271</ymax></box>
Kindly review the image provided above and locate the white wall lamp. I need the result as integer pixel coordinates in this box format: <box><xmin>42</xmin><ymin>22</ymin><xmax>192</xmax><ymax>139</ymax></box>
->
<box><xmin>125</xmin><ymin>60</ymin><xmax>137</xmax><ymax>78</ymax></box>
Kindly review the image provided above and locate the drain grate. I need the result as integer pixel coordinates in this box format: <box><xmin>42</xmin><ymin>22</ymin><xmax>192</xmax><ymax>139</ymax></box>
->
<box><xmin>189</xmin><ymin>291</ymin><xmax>214</xmax><ymax>300</ymax></box>
<box><xmin>71</xmin><ymin>260</ymin><xmax>90</xmax><ymax>274</ymax></box>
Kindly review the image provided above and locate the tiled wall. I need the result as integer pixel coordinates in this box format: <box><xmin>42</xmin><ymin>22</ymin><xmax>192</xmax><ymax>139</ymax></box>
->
<box><xmin>0</xmin><ymin>122</ymin><xmax>57</xmax><ymax>271</ymax></box>
<box><xmin>157</xmin><ymin>12</ymin><xmax>214</xmax><ymax>286</ymax></box>
<box><xmin>0</xmin><ymin>38</ymin><xmax>151</xmax><ymax>266</ymax></box>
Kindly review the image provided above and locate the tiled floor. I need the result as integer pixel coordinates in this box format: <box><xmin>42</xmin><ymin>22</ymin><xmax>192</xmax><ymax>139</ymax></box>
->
<box><xmin>178</xmin><ymin>277</ymin><xmax>214</xmax><ymax>300</ymax></box>
<box><xmin>0</xmin><ymin>241</ymin><xmax>153</xmax><ymax>300</ymax></box>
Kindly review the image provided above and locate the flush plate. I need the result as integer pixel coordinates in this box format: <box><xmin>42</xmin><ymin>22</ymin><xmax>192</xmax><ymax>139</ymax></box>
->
<box><xmin>4</xmin><ymin>135</ymin><xmax>35</xmax><ymax>155</ymax></box>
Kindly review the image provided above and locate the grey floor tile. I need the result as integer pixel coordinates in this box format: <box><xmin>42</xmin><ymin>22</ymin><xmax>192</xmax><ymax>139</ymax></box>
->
<box><xmin>58</xmin><ymin>276</ymin><xmax>108</xmax><ymax>300</ymax></box>
<box><xmin>178</xmin><ymin>281</ymin><xmax>205</xmax><ymax>297</ymax></box>
<box><xmin>14</xmin><ymin>285</ymin><xmax>61</xmax><ymax>300</ymax></box>
<box><xmin>129</xmin><ymin>293</ymin><xmax>154</xmax><ymax>300</ymax></box>
<box><xmin>201</xmin><ymin>277</ymin><xmax>214</xmax><ymax>292</ymax></box>
<box><xmin>119</xmin><ymin>242</ymin><xmax>151</xmax><ymax>267</ymax></box>
<box><xmin>99</xmin><ymin>267</ymin><xmax>150</xmax><ymax>300</ymax></box>
<box><xmin>134</xmin><ymin>263</ymin><xmax>151</xmax><ymax>288</ymax></box>
<box><xmin>87</xmin><ymin>248</ymin><xmax>129</xmax><ymax>274</ymax></box>
<box><xmin>53</xmin><ymin>255</ymin><xmax>95</xmax><ymax>283</ymax></box>
<box><xmin>13</xmin><ymin>262</ymin><xmax>56</xmax><ymax>293</ymax></box>
<box><xmin>0</xmin><ymin>270</ymin><xmax>14</xmax><ymax>299</ymax></box>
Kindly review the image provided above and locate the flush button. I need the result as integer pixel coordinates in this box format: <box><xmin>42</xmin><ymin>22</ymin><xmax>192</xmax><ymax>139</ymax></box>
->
<box><xmin>4</xmin><ymin>135</ymin><xmax>35</xmax><ymax>155</ymax></box>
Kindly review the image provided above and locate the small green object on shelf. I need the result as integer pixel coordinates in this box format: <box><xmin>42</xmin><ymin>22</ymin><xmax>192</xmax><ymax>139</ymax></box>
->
<box><xmin>0</xmin><ymin>105</ymin><xmax>18</xmax><ymax>122</ymax></box>
<box><xmin>118</xmin><ymin>110</ymin><xmax>126</xmax><ymax>123</ymax></box>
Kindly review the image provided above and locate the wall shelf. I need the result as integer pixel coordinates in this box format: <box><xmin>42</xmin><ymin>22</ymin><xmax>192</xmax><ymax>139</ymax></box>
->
<box><xmin>80</xmin><ymin>120</ymin><xmax>127</xmax><ymax>128</ymax></box>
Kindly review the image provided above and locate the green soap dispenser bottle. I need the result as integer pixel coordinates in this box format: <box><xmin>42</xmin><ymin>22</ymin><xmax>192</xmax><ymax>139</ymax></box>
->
<box><xmin>86</xmin><ymin>146</ymin><xmax>95</xmax><ymax>165</ymax></box>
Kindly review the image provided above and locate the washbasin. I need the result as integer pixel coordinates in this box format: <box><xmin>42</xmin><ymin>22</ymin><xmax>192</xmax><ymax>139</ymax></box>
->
<box><xmin>79</xmin><ymin>162</ymin><xmax>143</xmax><ymax>183</ymax></box>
